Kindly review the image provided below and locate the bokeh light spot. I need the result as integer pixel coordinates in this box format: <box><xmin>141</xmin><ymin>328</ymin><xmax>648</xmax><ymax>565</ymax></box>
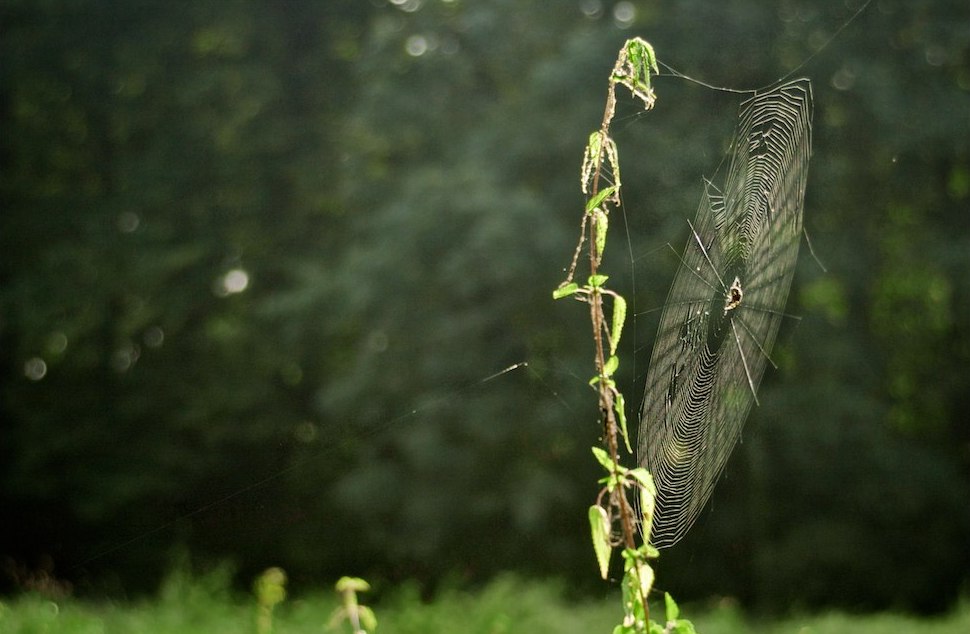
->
<box><xmin>219</xmin><ymin>269</ymin><xmax>250</xmax><ymax>296</ymax></box>
<box><xmin>47</xmin><ymin>332</ymin><xmax>68</xmax><ymax>355</ymax></box>
<box><xmin>832</xmin><ymin>65</ymin><xmax>856</xmax><ymax>90</ymax></box>
<box><xmin>112</xmin><ymin>343</ymin><xmax>141</xmax><ymax>373</ymax></box>
<box><xmin>390</xmin><ymin>0</ymin><xmax>423</xmax><ymax>13</ymax></box>
<box><xmin>117</xmin><ymin>211</ymin><xmax>140</xmax><ymax>233</ymax></box>
<box><xmin>25</xmin><ymin>357</ymin><xmax>47</xmax><ymax>381</ymax></box>
<box><xmin>405</xmin><ymin>35</ymin><xmax>428</xmax><ymax>57</ymax></box>
<box><xmin>613</xmin><ymin>1</ymin><xmax>635</xmax><ymax>28</ymax></box>
<box><xmin>144</xmin><ymin>326</ymin><xmax>165</xmax><ymax>348</ymax></box>
<box><xmin>580</xmin><ymin>0</ymin><xmax>603</xmax><ymax>19</ymax></box>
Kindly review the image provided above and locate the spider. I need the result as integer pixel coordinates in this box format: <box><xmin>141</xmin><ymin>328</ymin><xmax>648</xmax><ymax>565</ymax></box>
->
<box><xmin>723</xmin><ymin>276</ymin><xmax>743</xmax><ymax>315</ymax></box>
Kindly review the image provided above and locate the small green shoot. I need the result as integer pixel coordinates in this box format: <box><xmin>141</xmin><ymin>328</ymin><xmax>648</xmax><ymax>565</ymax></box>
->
<box><xmin>254</xmin><ymin>567</ymin><xmax>287</xmax><ymax>634</ymax></box>
<box><xmin>329</xmin><ymin>577</ymin><xmax>377</xmax><ymax>634</ymax></box>
<box><xmin>652</xmin><ymin>593</ymin><xmax>697</xmax><ymax>634</ymax></box>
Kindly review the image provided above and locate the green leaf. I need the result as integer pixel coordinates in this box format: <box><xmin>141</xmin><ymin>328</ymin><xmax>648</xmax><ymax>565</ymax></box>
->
<box><xmin>603</xmin><ymin>354</ymin><xmax>619</xmax><ymax>377</ymax></box>
<box><xmin>613</xmin><ymin>38</ymin><xmax>659</xmax><ymax>109</ymax></box>
<box><xmin>552</xmin><ymin>282</ymin><xmax>580</xmax><ymax>299</ymax></box>
<box><xmin>585</xmin><ymin>186</ymin><xmax>617</xmax><ymax>213</ymax></box>
<box><xmin>587</xmin><ymin>130</ymin><xmax>603</xmax><ymax>158</ymax></box>
<box><xmin>588</xmin><ymin>505</ymin><xmax>612</xmax><ymax>579</ymax></box>
<box><xmin>633</xmin><ymin>38</ymin><xmax>659</xmax><ymax>75</ymax></box>
<box><xmin>627</xmin><ymin>467</ymin><xmax>656</xmax><ymax>494</ymax></box>
<box><xmin>581</xmin><ymin>132</ymin><xmax>606</xmax><ymax>193</ymax></box>
<box><xmin>335</xmin><ymin>577</ymin><xmax>370</xmax><ymax>593</ymax></box>
<box><xmin>610</xmin><ymin>294</ymin><xmax>627</xmax><ymax>355</ymax></box>
<box><xmin>619</xmin><ymin>554</ymin><xmax>654</xmax><ymax>628</ymax></box>
<box><xmin>664</xmin><ymin>592</ymin><xmax>680</xmax><ymax>621</ymax></box>
<box><xmin>639</xmin><ymin>491</ymin><xmax>656</xmax><ymax>533</ymax></box>
<box><xmin>630</xmin><ymin>468</ymin><xmax>657</xmax><ymax>539</ymax></box>
<box><xmin>615</xmin><ymin>392</ymin><xmax>632</xmax><ymax>453</ymax></box>
<box><xmin>671</xmin><ymin>620</ymin><xmax>697</xmax><ymax>634</ymax></box>
<box><xmin>607</xmin><ymin>141</ymin><xmax>621</xmax><ymax>190</ymax></box>
<box><xmin>589</xmin><ymin>376</ymin><xmax>615</xmax><ymax>392</ymax></box>
<box><xmin>358</xmin><ymin>605</ymin><xmax>378</xmax><ymax>632</ymax></box>
<box><xmin>633</xmin><ymin>560</ymin><xmax>654</xmax><ymax>600</ymax></box>
<box><xmin>588</xmin><ymin>274</ymin><xmax>609</xmax><ymax>288</ymax></box>
<box><xmin>594</xmin><ymin>208</ymin><xmax>609</xmax><ymax>259</ymax></box>
<box><xmin>591</xmin><ymin>446</ymin><xmax>615</xmax><ymax>472</ymax></box>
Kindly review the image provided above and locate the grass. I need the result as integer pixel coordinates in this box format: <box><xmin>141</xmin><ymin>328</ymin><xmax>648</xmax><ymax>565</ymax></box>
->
<box><xmin>1</xmin><ymin>571</ymin><xmax>968</xmax><ymax>634</ymax></box>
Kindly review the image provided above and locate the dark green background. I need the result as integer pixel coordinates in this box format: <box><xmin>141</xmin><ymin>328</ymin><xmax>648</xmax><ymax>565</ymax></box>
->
<box><xmin>2</xmin><ymin>0</ymin><xmax>968</xmax><ymax>613</ymax></box>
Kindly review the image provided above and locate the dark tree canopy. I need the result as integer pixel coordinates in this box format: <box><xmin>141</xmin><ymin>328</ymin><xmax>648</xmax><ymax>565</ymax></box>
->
<box><xmin>1</xmin><ymin>0</ymin><xmax>968</xmax><ymax>613</ymax></box>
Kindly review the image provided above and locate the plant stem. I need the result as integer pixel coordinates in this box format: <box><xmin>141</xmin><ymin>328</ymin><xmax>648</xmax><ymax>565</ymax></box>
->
<box><xmin>587</xmin><ymin>77</ymin><xmax>646</xmax><ymax>622</ymax></box>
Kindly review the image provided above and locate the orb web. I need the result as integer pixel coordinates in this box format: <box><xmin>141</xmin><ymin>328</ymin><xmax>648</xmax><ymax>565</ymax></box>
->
<box><xmin>638</xmin><ymin>79</ymin><xmax>813</xmax><ymax>548</ymax></box>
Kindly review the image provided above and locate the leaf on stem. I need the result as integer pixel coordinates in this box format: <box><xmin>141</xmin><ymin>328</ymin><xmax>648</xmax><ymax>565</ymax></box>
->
<box><xmin>627</xmin><ymin>467</ymin><xmax>655</xmax><ymax>494</ymax></box>
<box><xmin>629</xmin><ymin>467</ymin><xmax>657</xmax><ymax>539</ymax></box>
<box><xmin>609</xmin><ymin>294</ymin><xmax>626</xmax><ymax>355</ymax></box>
<box><xmin>663</xmin><ymin>593</ymin><xmax>698</xmax><ymax>634</ymax></box>
<box><xmin>589</xmin><ymin>505</ymin><xmax>612</xmax><ymax>579</ymax></box>
<box><xmin>664</xmin><ymin>593</ymin><xmax>679</xmax><ymax>621</ymax></box>
<box><xmin>586</xmin><ymin>186</ymin><xmax>617</xmax><ymax>214</ymax></box>
<box><xmin>625</xmin><ymin>555</ymin><xmax>655</xmax><ymax>607</ymax></box>
<box><xmin>335</xmin><ymin>577</ymin><xmax>370</xmax><ymax>593</ymax></box>
<box><xmin>593</xmin><ymin>208</ymin><xmax>609</xmax><ymax>260</ymax></box>
<box><xmin>582</xmin><ymin>133</ymin><xmax>621</xmax><ymax>196</ymax></box>
<box><xmin>614</xmin><ymin>392</ymin><xmax>632</xmax><ymax>453</ymax></box>
<box><xmin>359</xmin><ymin>605</ymin><xmax>378</xmax><ymax>632</ymax></box>
<box><xmin>553</xmin><ymin>282</ymin><xmax>580</xmax><ymax>299</ymax></box>
<box><xmin>613</xmin><ymin>38</ymin><xmax>659</xmax><ymax>110</ymax></box>
<box><xmin>581</xmin><ymin>131</ymin><xmax>605</xmax><ymax>194</ymax></box>
<box><xmin>603</xmin><ymin>354</ymin><xmax>619</xmax><ymax>378</ymax></box>
<box><xmin>591</xmin><ymin>446</ymin><xmax>615</xmax><ymax>472</ymax></box>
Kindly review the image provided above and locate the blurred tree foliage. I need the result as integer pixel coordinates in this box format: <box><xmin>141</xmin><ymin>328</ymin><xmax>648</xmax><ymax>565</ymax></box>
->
<box><xmin>1</xmin><ymin>0</ymin><xmax>968</xmax><ymax>614</ymax></box>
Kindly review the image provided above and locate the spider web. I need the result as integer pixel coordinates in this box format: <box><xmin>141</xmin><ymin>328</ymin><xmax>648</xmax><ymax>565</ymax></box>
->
<box><xmin>637</xmin><ymin>79</ymin><xmax>813</xmax><ymax>548</ymax></box>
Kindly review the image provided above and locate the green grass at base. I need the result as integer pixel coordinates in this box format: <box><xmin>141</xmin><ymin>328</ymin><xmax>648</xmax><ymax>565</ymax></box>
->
<box><xmin>1</xmin><ymin>574</ymin><xmax>968</xmax><ymax>634</ymax></box>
